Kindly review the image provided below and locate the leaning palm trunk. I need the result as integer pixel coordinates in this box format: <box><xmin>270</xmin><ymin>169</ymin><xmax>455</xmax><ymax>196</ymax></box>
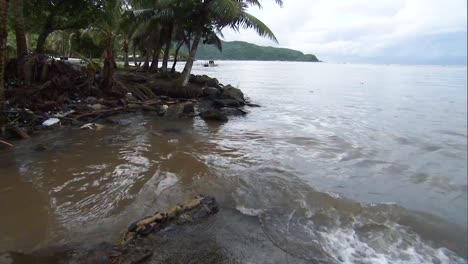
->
<box><xmin>12</xmin><ymin>0</ymin><xmax>27</xmax><ymax>59</ymax></box>
<box><xmin>101</xmin><ymin>35</ymin><xmax>116</xmax><ymax>95</ymax></box>
<box><xmin>36</xmin><ymin>27</ymin><xmax>52</xmax><ymax>53</ymax></box>
<box><xmin>123</xmin><ymin>40</ymin><xmax>129</xmax><ymax>68</ymax></box>
<box><xmin>179</xmin><ymin>29</ymin><xmax>202</xmax><ymax>87</ymax></box>
<box><xmin>161</xmin><ymin>24</ymin><xmax>173</xmax><ymax>73</ymax></box>
<box><xmin>150</xmin><ymin>47</ymin><xmax>160</xmax><ymax>72</ymax></box>
<box><xmin>142</xmin><ymin>42</ymin><xmax>151</xmax><ymax>70</ymax></box>
<box><xmin>171</xmin><ymin>40</ymin><xmax>184</xmax><ymax>73</ymax></box>
<box><xmin>0</xmin><ymin>0</ymin><xmax>9</xmax><ymax>127</ymax></box>
<box><xmin>132</xmin><ymin>45</ymin><xmax>139</xmax><ymax>67</ymax></box>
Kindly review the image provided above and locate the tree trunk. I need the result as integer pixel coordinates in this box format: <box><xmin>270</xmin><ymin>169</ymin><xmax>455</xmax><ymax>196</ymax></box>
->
<box><xmin>142</xmin><ymin>43</ymin><xmax>150</xmax><ymax>70</ymax></box>
<box><xmin>0</xmin><ymin>0</ymin><xmax>9</xmax><ymax>127</ymax></box>
<box><xmin>179</xmin><ymin>30</ymin><xmax>202</xmax><ymax>87</ymax></box>
<box><xmin>12</xmin><ymin>0</ymin><xmax>27</xmax><ymax>59</ymax></box>
<box><xmin>150</xmin><ymin>44</ymin><xmax>161</xmax><ymax>72</ymax></box>
<box><xmin>123</xmin><ymin>40</ymin><xmax>129</xmax><ymax>68</ymax></box>
<box><xmin>161</xmin><ymin>23</ymin><xmax>173</xmax><ymax>73</ymax></box>
<box><xmin>67</xmin><ymin>33</ymin><xmax>74</xmax><ymax>57</ymax></box>
<box><xmin>36</xmin><ymin>28</ymin><xmax>52</xmax><ymax>53</ymax></box>
<box><xmin>132</xmin><ymin>45</ymin><xmax>138</xmax><ymax>67</ymax></box>
<box><xmin>171</xmin><ymin>40</ymin><xmax>184</xmax><ymax>73</ymax></box>
<box><xmin>101</xmin><ymin>35</ymin><xmax>116</xmax><ymax>95</ymax></box>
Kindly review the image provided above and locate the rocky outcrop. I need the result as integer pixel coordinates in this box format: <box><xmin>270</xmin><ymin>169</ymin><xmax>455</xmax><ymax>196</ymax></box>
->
<box><xmin>164</xmin><ymin>102</ymin><xmax>195</xmax><ymax>118</ymax></box>
<box><xmin>189</xmin><ymin>74</ymin><xmax>220</xmax><ymax>88</ymax></box>
<box><xmin>199</xmin><ymin>109</ymin><xmax>229</xmax><ymax>122</ymax></box>
<box><xmin>221</xmin><ymin>85</ymin><xmax>245</xmax><ymax>103</ymax></box>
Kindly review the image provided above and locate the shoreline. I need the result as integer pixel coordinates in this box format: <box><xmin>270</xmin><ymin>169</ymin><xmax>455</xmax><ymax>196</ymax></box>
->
<box><xmin>0</xmin><ymin>61</ymin><xmax>258</xmax><ymax>148</ymax></box>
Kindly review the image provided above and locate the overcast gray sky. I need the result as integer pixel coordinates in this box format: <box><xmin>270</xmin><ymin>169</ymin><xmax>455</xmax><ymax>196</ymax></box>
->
<box><xmin>222</xmin><ymin>0</ymin><xmax>467</xmax><ymax>65</ymax></box>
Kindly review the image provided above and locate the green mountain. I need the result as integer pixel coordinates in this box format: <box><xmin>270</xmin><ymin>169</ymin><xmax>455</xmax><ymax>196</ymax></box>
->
<box><xmin>194</xmin><ymin>41</ymin><xmax>320</xmax><ymax>62</ymax></box>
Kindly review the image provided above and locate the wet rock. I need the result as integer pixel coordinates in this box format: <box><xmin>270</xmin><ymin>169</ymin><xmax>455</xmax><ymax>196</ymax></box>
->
<box><xmin>220</xmin><ymin>107</ymin><xmax>248</xmax><ymax>117</ymax></box>
<box><xmin>202</xmin><ymin>86</ymin><xmax>221</xmax><ymax>98</ymax></box>
<box><xmin>190</xmin><ymin>75</ymin><xmax>220</xmax><ymax>87</ymax></box>
<box><xmin>214</xmin><ymin>99</ymin><xmax>242</xmax><ymax>108</ymax></box>
<box><xmin>200</xmin><ymin>110</ymin><xmax>228</xmax><ymax>122</ymax></box>
<box><xmin>34</xmin><ymin>144</ymin><xmax>48</xmax><ymax>152</ymax></box>
<box><xmin>71</xmin><ymin>119</ymin><xmax>84</xmax><ymax>126</ymax></box>
<box><xmin>246</xmin><ymin>103</ymin><xmax>261</xmax><ymax>107</ymax></box>
<box><xmin>222</xmin><ymin>85</ymin><xmax>245</xmax><ymax>103</ymax></box>
<box><xmin>165</xmin><ymin>102</ymin><xmax>195</xmax><ymax>118</ymax></box>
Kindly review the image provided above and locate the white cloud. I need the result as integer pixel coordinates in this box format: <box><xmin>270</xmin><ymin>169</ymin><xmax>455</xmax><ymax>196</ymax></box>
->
<box><xmin>222</xmin><ymin>0</ymin><xmax>468</xmax><ymax>64</ymax></box>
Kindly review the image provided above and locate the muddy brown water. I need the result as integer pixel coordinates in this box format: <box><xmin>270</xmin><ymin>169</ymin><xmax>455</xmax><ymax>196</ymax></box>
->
<box><xmin>0</xmin><ymin>62</ymin><xmax>467</xmax><ymax>263</ymax></box>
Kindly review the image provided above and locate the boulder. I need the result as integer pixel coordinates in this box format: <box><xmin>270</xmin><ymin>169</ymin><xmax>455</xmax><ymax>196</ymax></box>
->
<box><xmin>202</xmin><ymin>86</ymin><xmax>220</xmax><ymax>98</ymax></box>
<box><xmin>165</xmin><ymin>102</ymin><xmax>195</xmax><ymax>118</ymax></box>
<box><xmin>214</xmin><ymin>99</ymin><xmax>241</xmax><ymax>108</ymax></box>
<box><xmin>190</xmin><ymin>75</ymin><xmax>220</xmax><ymax>87</ymax></box>
<box><xmin>220</xmin><ymin>107</ymin><xmax>248</xmax><ymax>117</ymax></box>
<box><xmin>222</xmin><ymin>85</ymin><xmax>245</xmax><ymax>103</ymax></box>
<box><xmin>200</xmin><ymin>109</ymin><xmax>228</xmax><ymax>122</ymax></box>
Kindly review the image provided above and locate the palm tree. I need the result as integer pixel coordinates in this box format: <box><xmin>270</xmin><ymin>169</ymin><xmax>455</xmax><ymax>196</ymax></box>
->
<box><xmin>178</xmin><ymin>0</ymin><xmax>282</xmax><ymax>86</ymax></box>
<box><xmin>0</xmin><ymin>0</ymin><xmax>9</xmax><ymax>126</ymax></box>
<box><xmin>84</xmin><ymin>0</ymin><xmax>123</xmax><ymax>94</ymax></box>
<box><xmin>12</xmin><ymin>0</ymin><xmax>27</xmax><ymax>59</ymax></box>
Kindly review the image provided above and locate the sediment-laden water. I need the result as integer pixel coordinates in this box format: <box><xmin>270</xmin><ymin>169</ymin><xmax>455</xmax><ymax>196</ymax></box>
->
<box><xmin>0</xmin><ymin>62</ymin><xmax>466</xmax><ymax>263</ymax></box>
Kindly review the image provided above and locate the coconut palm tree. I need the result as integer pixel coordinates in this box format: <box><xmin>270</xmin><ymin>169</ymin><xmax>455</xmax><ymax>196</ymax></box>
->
<box><xmin>83</xmin><ymin>0</ymin><xmax>122</xmax><ymax>94</ymax></box>
<box><xmin>0</xmin><ymin>0</ymin><xmax>9</xmax><ymax>117</ymax></box>
<box><xmin>178</xmin><ymin>0</ymin><xmax>282</xmax><ymax>86</ymax></box>
<box><xmin>12</xmin><ymin>0</ymin><xmax>27</xmax><ymax>59</ymax></box>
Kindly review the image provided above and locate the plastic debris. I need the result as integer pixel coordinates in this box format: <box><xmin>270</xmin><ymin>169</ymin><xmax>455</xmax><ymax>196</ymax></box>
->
<box><xmin>80</xmin><ymin>123</ymin><xmax>105</xmax><ymax>131</ymax></box>
<box><xmin>42</xmin><ymin>118</ymin><xmax>60</xmax><ymax>126</ymax></box>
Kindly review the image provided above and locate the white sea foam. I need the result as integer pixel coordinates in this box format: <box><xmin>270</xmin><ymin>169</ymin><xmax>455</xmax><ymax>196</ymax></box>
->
<box><xmin>316</xmin><ymin>223</ymin><xmax>466</xmax><ymax>264</ymax></box>
<box><xmin>235</xmin><ymin>206</ymin><xmax>264</xmax><ymax>216</ymax></box>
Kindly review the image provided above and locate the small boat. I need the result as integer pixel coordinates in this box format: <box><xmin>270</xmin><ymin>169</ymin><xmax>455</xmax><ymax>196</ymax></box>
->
<box><xmin>203</xmin><ymin>60</ymin><xmax>218</xmax><ymax>67</ymax></box>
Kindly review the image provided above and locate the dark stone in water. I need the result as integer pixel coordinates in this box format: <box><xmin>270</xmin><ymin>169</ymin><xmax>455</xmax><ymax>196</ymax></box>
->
<box><xmin>214</xmin><ymin>99</ymin><xmax>242</xmax><ymax>108</ymax></box>
<box><xmin>200</xmin><ymin>110</ymin><xmax>228</xmax><ymax>122</ymax></box>
<box><xmin>34</xmin><ymin>144</ymin><xmax>47</xmax><ymax>152</ymax></box>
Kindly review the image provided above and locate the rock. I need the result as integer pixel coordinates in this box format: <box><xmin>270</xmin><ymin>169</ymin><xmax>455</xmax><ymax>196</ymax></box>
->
<box><xmin>246</xmin><ymin>103</ymin><xmax>261</xmax><ymax>107</ymax></box>
<box><xmin>190</xmin><ymin>75</ymin><xmax>220</xmax><ymax>87</ymax></box>
<box><xmin>182</xmin><ymin>102</ymin><xmax>195</xmax><ymax>114</ymax></box>
<box><xmin>85</xmin><ymin>96</ymin><xmax>98</xmax><ymax>104</ymax></box>
<box><xmin>221</xmin><ymin>107</ymin><xmax>248</xmax><ymax>117</ymax></box>
<box><xmin>202</xmin><ymin>86</ymin><xmax>220</xmax><ymax>98</ymax></box>
<box><xmin>214</xmin><ymin>99</ymin><xmax>241</xmax><ymax>108</ymax></box>
<box><xmin>200</xmin><ymin>110</ymin><xmax>228</xmax><ymax>122</ymax></box>
<box><xmin>71</xmin><ymin>119</ymin><xmax>84</xmax><ymax>126</ymax></box>
<box><xmin>34</xmin><ymin>144</ymin><xmax>47</xmax><ymax>152</ymax></box>
<box><xmin>222</xmin><ymin>85</ymin><xmax>245</xmax><ymax>103</ymax></box>
<box><xmin>165</xmin><ymin>102</ymin><xmax>195</xmax><ymax>118</ymax></box>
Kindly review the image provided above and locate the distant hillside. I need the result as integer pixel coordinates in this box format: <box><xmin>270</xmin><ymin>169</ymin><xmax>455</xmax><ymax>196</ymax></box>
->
<box><xmin>194</xmin><ymin>41</ymin><xmax>320</xmax><ymax>62</ymax></box>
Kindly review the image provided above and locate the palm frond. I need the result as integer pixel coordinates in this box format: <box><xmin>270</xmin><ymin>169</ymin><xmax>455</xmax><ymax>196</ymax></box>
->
<box><xmin>233</xmin><ymin>11</ymin><xmax>278</xmax><ymax>43</ymax></box>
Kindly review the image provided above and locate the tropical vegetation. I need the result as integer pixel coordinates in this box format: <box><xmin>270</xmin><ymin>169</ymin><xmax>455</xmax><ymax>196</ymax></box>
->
<box><xmin>0</xmin><ymin>0</ymin><xmax>284</xmax><ymax>126</ymax></box>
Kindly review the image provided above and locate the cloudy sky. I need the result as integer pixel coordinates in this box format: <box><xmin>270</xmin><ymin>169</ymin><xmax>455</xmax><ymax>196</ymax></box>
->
<box><xmin>222</xmin><ymin>0</ymin><xmax>467</xmax><ymax>65</ymax></box>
